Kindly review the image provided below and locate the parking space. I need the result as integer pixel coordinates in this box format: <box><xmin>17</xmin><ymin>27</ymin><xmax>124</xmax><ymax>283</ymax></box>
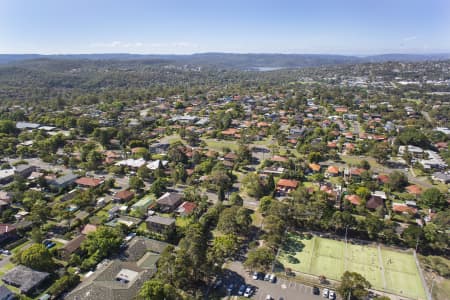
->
<box><xmin>224</xmin><ymin>261</ymin><xmax>325</xmax><ymax>300</ymax></box>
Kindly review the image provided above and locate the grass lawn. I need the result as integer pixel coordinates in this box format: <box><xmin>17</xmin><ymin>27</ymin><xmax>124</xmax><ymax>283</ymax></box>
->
<box><xmin>251</xmin><ymin>211</ymin><xmax>263</xmax><ymax>227</ymax></box>
<box><xmin>11</xmin><ymin>240</ymin><xmax>32</xmax><ymax>255</ymax></box>
<box><xmin>203</xmin><ymin>138</ymin><xmax>240</xmax><ymax>152</ymax></box>
<box><xmin>381</xmin><ymin>248</ymin><xmax>426</xmax><ymax>299</ymax></box>
<box><xmin>0</xmin><ymin>262</ymin><xmax>15</xmax><ymax>277</ymax></box>
<box><xmin>278</xmin><ymin>234</ymin><xmax>427</xmax><ymax>299</ymax></box>
<box><xmin>176</xmin><ymin>216</ymin><xmax>193</xmax><ymax>228</ymax></box>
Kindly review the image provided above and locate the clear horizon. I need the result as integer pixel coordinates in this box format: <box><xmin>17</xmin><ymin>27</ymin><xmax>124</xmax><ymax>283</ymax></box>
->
<box><xmin>1</xmin><ymin>0</ymin><xmax>449</xmax><ymax>55</ymax></box>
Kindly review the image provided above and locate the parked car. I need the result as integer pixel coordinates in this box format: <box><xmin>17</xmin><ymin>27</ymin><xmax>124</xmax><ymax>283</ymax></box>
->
<box><xmin>238</xmin><ymin>284</ymin><xmax>246</xmax><ymax>296</ymax></box>
<box><xmin>313</xmin><ymin>286</ymin><xmax>320</xmax><ymax>295</ymax></box>
<box><xmin>244</xmin><ymin>286</ymin><xmax>253</xmax><ymax>297</ymax></box>
<box><xmin>252</xmin><ymin>271</ymin><xmax>264</xmax><ymax>280</ymax></box>
<box><xmin>323</xmin><ymin>288</ymin><xmax>329</xmax><ymax>298</ymax></box>
<box><xmin>264</xmin><ymin>273</ymin><xmax>271</xmax><ymax>281</ymax></box>
<box><xmin>265</xmin><ymin>295</ymin><xmax>273</xmax><ymax>300</ymax></box>
<box><xmin>269</xmin><ymin>273</ymin><xmax>276</xmax><ymax>283</ymax></box>
<box><xmin>329</xmin><ymin>290</ymin><xmax>336</xmax><ymax>300</ymax></box>
<box><xmin>1</xmin><ymin>250</ymin><xmax>11</xmax><ymax>255</ymax></box>
<box><xmin>226</xmin><ymin>283</ymin><xmax>234</xmax><ymax>294</ymax></box>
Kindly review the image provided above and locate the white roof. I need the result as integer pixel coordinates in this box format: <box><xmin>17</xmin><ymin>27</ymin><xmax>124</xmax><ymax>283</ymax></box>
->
<box><xmin>146</xmin><ymin>160</ymin><xmax>168</xmax><ymax>170</ymax></box>
<box><xmin>115</xmin><ymin>158</ymin><xmax>146</xmax><ymax>168</ymax></box>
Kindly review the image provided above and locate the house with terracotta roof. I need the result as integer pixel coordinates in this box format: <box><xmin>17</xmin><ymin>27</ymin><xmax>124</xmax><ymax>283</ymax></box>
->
<box><xmin>345</xmin><ymin>194</ymin><xmax>362</xmax><ymax>206</ymax></box>
<box><xmin>177</xmin><ymin>201</ymin><xmax>197</xmax><ymax>216</ymax></box>
<box><xmin>113</xmin><ymin>190</ymin><xmax>135</xmax><ymax>203</ymax></box>
<box><xmin>221</xmin><ymin>128</ymin><xmax>239</xmax><ymax>137</ymax></box>
<box><xmin>392</xmin><ymin>203</ymin><xmax>418</xmax><ymax>215</ymax></box>
<box><xmin>308</xmin><ymin>163</ymin><xmax>321</xmax><ymax>173</ymax></box>
<box><xmin>378</xmin><ymin>174</ymin><xmax>390</xmax><ymax>185</ymax></box>
<box><xmin>406</xmin><ymin>185</ymin><xmax>422</xmax><ymax>196</ymax></box>
<box><xmin>276</xmin><ymin>179</ymin><xmax>299</xmax><ymax>194</ymax></box>
<box><xmin>75</xmin><ymin>177</ymin><xmax>104</xmax><ymax>188</ymax></box>
<box><xmin>271</xmin><ymin>155</ymin><xmax>289</xmax><ymax>163</ymax></box>
<box><xmin>326</xmin><ymin>166</ymin><xmax>340</xmax><ymax>177</ymax></box>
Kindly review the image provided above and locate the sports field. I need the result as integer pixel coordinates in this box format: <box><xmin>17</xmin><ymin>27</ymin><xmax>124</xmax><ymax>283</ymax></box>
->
<box><xmin>279</xmin><ymin>233</ymin><xmax>427</xmax><ymax>300</ymax></box>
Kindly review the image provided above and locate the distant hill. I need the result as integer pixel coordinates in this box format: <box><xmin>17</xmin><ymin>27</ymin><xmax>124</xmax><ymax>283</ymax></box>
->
<box><xmin>1</xmin><ymin>53</ymin><xmax>449</xmax><ymax>69</ymax></box>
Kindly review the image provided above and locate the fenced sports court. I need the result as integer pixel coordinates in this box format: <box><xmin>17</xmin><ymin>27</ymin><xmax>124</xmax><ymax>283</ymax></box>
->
<box><xmin>279</xmin><ymin>233</ymin><xmax>427</xmax><ymax>299</ymax></box>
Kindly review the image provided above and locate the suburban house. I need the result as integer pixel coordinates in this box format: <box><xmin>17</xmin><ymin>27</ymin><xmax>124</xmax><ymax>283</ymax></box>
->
<box><xmin>432</xmin><ymin>172</ymin><xmax>450</xmax><ymax>184</ymax></box>
<box><xmin>59</xmin><ymin>234</ymin><xmax>86</xmax><ymax>260</ymax></box>
<box><xmin>2</xmin><ymin>265</ymin><xmax>50</xmax><ymax>295</ymax></box>
<box><xmin>66</xmin><ymin>237</ymin><xmax>168</xmax><ymax>300</ymax></box>
<box><xmin>146</xmin><ymin>215</ymin><xmax>175</xmax><ymax>233</ymax></box>
<box><xmin>326</xmin><ymin>166</ymin><xmax>340</xmax><ymax>177</ymax></box>
<box><xmin>276</xmin><ymin>179</ymin><xmax>299</xmax><ymax>195</ymax></box>
<box><xmin>0</xmin><ymin>224</ymin><xmax>17</xmax><ymax>244</ymax></box>
<box><xmin>176</xmin><ymin>201</ymin><xmax>197</xmax><ymax>216</ymax></box>
<box><xmin>366</xmin><ymin>195</ymin><xmax>385</xmax><ymax>210</ymax></box>
<box><xmin>48</xmin><ymin>173</ymin><xmax>79</xmax><ymax>189</ymax></box>
<box><xmin>131</xmin><ymin>195</ymin><xmax>155</xmax><ymax>214</ymax></box>
<box><xmin>156</xmin><ymin>192</ymin><xmax>183</xmax><ymax>212</ymax></box>
<box><xmin>75</xmin><ymin>177</ymin><xmax>104</xmax><ymax>188</ymax></box>
<box><xmin>113</xmin><ymin>190</ymin><xmax>135</xmax><ymax>203</ymax></box>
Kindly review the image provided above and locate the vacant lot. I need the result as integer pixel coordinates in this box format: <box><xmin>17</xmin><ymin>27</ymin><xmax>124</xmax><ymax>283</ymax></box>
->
<box><xmin>279</xmin><ymin>234</ymin><xmax>427</xmax><ymax>299</ymax></box>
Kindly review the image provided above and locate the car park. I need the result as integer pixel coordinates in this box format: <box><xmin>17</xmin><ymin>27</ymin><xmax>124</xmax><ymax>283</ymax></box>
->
<box><xmin>323</xmin><ymin>288</ymin><xmax>329</xmax><ymax>298</ymax></box>
<box><xmin>238</xmin><ymin>284</ymin><xmax>246</xmax><ymax>296</ymax></box>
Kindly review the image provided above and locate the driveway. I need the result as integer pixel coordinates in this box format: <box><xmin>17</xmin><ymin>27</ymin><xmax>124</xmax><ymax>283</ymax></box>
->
<box><xmin>224</xmin><ymin>261</ymin><xmax>325</xmax><ymax>300</ymax></box>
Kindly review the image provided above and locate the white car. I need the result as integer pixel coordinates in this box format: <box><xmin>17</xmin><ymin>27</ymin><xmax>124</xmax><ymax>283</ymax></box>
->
<box><xmin>269</xmin><ymin>273</ymin><xmax>276</xmax><ymax>283</ymax></box>
<box><xmin>244</xmin><ymin>286</ymin><xmax>253</xmax><ymax>297</ymax></box>
<box><xmin>265</xmin><ymin>295</ymin><xmax>273</xmax><ymax>300</ymax></box>
<box><xmin>329</xmin><ymin>291</ymin><xmax>336</xmax><ymax>300</ymax></box>
<box><xmin>323</xmin><ymin>288</ymin><xmax>329</xmax><ymax>298</ymax></box>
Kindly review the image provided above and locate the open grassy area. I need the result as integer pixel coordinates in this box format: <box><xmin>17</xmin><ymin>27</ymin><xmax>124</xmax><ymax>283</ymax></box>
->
<box><xmin>203</xmin><ymin>138</ymin><xmax>240</xmax><ymax>152</ymax></box>
<box><xmin>381</xmin><ymin>248</ymin><xmax>427</xmax><ymax>299</ymax></box>
<box><xmin>278</xmin><ymin>234</ymin><xmax>427</xmax><ymax>299</ymax></box>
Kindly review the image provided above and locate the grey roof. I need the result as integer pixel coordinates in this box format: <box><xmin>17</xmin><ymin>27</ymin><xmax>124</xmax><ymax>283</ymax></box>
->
<box><xmin>52</xmin><ymin>173</ymin><xmax>79</xmax><ymax>186</ymax></box>
<box><xmin>65</xmin><ymin>260</ymin><xmax>157</xmax><ymax>300</ymax></box>
<box><xmin>156</xmin><ymin>192</ymin><xmax>182</xmax><ymax>207</ymax></box>
<box><xmin>124</xmin><ymin>237</ymin><xmax>169</xmax><ymax>261</ymax></box>
<box><xmin>0</xmin><ymin>285</ymin><xmax>14</xmax><ymax>300</ymax></box>
<box><xmin>16</xmin><ymin>122</ymin><xmax>40</xmax><ymax>129</ymax></box>
<box><xmin>145</xmin><ymin>215</ymin><xmax>175</xmax><ymax>226</ymax></box>
<box><xmin>2</xmin><ymin>265</ymin><xmax>49</xmax><ymax>294</ymax></box>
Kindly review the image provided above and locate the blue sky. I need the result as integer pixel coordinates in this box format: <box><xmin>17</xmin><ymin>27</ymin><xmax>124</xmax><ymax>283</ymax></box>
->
<box><xmin>0</xmin><ymin>0</ymin><xmax>449</xmax><ymax>55</ymax></box>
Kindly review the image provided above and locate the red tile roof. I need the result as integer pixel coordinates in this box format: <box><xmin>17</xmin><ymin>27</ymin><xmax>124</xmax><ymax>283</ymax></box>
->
<box><xmin>114</xmin><ymin>190</ymin><xmax>135</xmax><ymax>201</ymax></box>
<box><xmin>392</xmin><ymin>203</ymin><xmax>417</xmax><ymax>214</ymax></box>
<box><xmin>406</xmin><ymin>185</ymin><xmax>422</xmax><ymax>195</ymax></box>
<box><xmin>309</xmin><ymin>163</ymin><xmax>321</xmax><ymax>172</ymax></box>
<box><xmin>75</xmin><ymin>177</ymin><xmax>103</xmax><ymax>187</ymax></box>
<box><xmin>345</xmin><ymin>194</ymin><xmax>362</xmax><ymax>205</ymax></box>
<box><xmin>276</xmin><ymin>179</ymin><xmax>299</xmax><ymax>189</ymax></box>
<box><xmin>271</xmin><ymin>155</ymin><xmax>289</xmax><ymax>163</ymax></box>
<box><xmin>327</xmin><ymin>166</ymin><xmax>340</xmax><ymax>174</ymax></box>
